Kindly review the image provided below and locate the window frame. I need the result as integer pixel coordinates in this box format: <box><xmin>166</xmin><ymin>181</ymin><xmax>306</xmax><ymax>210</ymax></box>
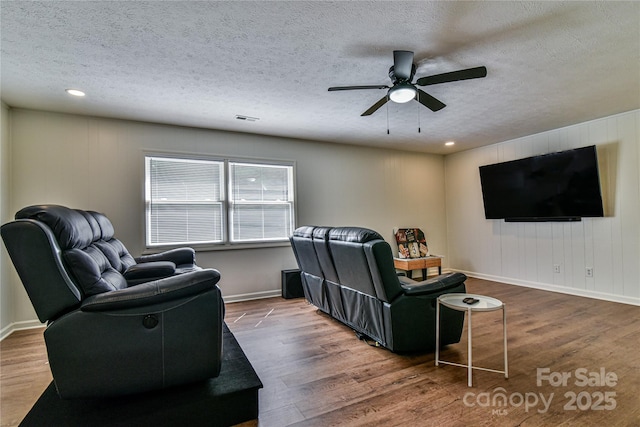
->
<box><xmin>144</xmin><ymin>151</ymin><xmax>296</xmax><ymax>251</ymax></box>
<box><xmin>227</xmin><ymin>160</ymin><xmax>296</xmax><ymax>244</ymax></box>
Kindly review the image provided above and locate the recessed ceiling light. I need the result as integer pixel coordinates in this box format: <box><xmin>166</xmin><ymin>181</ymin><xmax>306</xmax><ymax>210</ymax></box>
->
<box><xmin>66</xmin><ymin>89</ymin><xmax>86</xmax><ymax>97</ymax></box>
<box><xmin>445</xmin><ymin>141</ymin><xmax>455</xmax><ymax>146</ymax></box>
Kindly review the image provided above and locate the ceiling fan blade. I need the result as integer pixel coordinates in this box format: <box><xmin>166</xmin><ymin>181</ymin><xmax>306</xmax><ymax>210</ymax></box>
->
<box><xmin>393</xmin><ymin>50</ymin><xmax>414</xmax><ymax>80</ymax></box>
<box><xmin>416</xmin><ymin>89</ymin><xmax>446</xmax><ymax>112</ymax></box>
<box><xmin>416</xmin><ymin>66</ymin><xmax>487</xmax><ymax>86</ymax></box>
<box><xmin>361</xmin><ymin>96</ymin><xmax>389</xmax><ymax>116</ymax></box>
<box><xmin>328</xmin><ymin>85</ymin><xmax>389</xmax><ymax>91</ymax></box>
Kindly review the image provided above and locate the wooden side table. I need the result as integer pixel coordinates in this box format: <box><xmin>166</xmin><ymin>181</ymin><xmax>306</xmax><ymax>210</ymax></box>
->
<box><xmin>393</xmin><ymin>256</ymin><xmax>442</xmax><ymax>279</ymax></box>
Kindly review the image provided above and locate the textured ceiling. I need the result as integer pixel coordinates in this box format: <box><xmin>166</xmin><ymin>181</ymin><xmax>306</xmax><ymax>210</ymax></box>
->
<box><xmin>1</xmin><ymin>1</ymin><xmax>639</xmax><ymax>154</ymax></box>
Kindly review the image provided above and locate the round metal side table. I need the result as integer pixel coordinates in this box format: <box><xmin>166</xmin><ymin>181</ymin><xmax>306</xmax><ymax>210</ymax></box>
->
<box><xmin>436</xmin><ymin>293</ymin><xmax>508</xmax><ymax>387</ymax></box>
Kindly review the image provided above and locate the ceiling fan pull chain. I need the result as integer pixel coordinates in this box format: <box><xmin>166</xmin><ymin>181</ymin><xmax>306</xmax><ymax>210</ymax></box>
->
<box><xmin>386</xmin><ymin>101</ymin><xmax>390</xmax><ymax>135</ymax></box>
<box><xmin>417</xmin><ymin>93</ymin><xmax>421</xmax><ymax>133</ymax></box>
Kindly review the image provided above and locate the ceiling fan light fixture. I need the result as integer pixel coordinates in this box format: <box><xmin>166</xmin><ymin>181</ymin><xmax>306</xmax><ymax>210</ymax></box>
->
<box><xmin>388</xmin><ymin>83</ymin><xmax>416</xmax><ymax>103</ymax></box>
<box><xmin>328</xmin><ymin>50</ymin><xmax>486</xmax><ymax>116</ymax></box>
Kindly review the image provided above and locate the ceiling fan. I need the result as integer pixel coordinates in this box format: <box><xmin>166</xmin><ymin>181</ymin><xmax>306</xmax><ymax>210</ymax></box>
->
<box><xmin>328</xmin><ymin>50</ymin><xmax>487</xmax><ymax>116</ymax></box>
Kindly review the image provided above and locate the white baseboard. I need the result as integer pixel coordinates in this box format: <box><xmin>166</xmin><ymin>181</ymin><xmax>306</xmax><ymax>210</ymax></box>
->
<box><xmin>223</xmin><ymin>289</ymin><xmax>282</xmax><ymax>303</ymax></box>
<box><xmin>454</xmin><ymin>269</ymin><xmax>640</xmax><ymax>306</ymax></box>
<box><xmin>0</xmin><ymin>290</ymin><xmax>283</xmax><ymax>341</ymax></box>
<box><xmin>4</xmin><ymin>271</ymin><xmax>635</xmax><ymax>342</ymax></box>
<box><xmin>0</xmin><ymin>320</ymin><xmax>45</xmax><ymax>341</ymax></box>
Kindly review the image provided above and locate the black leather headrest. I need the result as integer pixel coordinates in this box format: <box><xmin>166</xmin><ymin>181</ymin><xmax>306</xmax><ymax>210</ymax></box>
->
<box><xmin>89</xmin><ymin>211</ymin><xmax>115</xmax><ymax>240</ymax></box>
<box><xmin>75</xmin><ymin>210</ymin><xmax>102</xmax><ymax>242</ymax></box>
<box><xmin>15</xmin><ymin>205</ymin><xmax>93</xmax><ymax>249</ymax></box>
<box><xmin>292</xmin><ymin>226</ymin><xmax>316</xmax><ymax>238</ymax></box>
<box><xmin>312</xmin><ymin>226</ymin><xmax>332</xmax><ymax>240</ymax></box>
<box><xmin>329</xmin><ymin>227</ymin><xmax>383</xmax><ymax>243</ymax></box>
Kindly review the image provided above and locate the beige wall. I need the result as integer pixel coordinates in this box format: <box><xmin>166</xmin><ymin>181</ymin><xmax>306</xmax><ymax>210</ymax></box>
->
<box><xmin>1</xmin><ymin>102</ymin><xmax>13</xmax><ymax>335</ymax></box>
<box><xmin>3</xmin><ymin>108</ymin><xmax>447</xmax><ymax>330</ymax></box>
<box><xmin>5</xmin><ymin>107</ymin><xmax>638</xmax><ymax>334</ymax></box>
<box><xmin>445</xmin><ymin>110</ymin><xmax>640</xmax><ymax>305</ymax></box>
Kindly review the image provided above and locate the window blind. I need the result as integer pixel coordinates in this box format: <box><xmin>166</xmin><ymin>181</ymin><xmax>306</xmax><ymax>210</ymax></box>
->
<box><xmin>146</xmin><ymin>157</ymin><xmax>224</xmax><ymax>245</ymax></box>
<box><xmin>145</xmin><ymin>155</ymin><xmax>295</xmax><ymax>247</ymax></box>
<box><xmin>229</xmin><ymin>162</ymin><xmax>294</xmax><ymax>242</ymax></box>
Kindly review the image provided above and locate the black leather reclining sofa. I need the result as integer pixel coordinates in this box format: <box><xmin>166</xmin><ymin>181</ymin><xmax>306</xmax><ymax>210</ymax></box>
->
<box><xmin>290</xmin><ymin>226</ymin><xmax>467</xmax><ymax>353</ymax></box>
<box><xmin>1</xmin><ymin>205</ymin><xmax>224</xmax><ymax>398</ymax></box>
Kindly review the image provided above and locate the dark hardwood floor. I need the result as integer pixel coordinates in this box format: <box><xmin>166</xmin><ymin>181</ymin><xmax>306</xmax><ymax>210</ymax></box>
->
<box><xmin>2</xmin><ymin>278</ymin><xmax>639</xmax><ymax>426</ymax></box>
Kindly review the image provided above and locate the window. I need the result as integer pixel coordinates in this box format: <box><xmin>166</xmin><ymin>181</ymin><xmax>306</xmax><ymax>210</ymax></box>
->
<box><xmin>229</xmin><ymin>162</ymin><xmax>295</xmax><ymax>242</ymax></box>
<box><xmin>145</xmin><ymin>155</ymin><xmax>295</xmax><ymax>247</ymax></box>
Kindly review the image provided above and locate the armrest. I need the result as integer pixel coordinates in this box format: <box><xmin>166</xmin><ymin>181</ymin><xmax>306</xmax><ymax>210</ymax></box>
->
<box><xmin>123</xmin><ymin>261</ymin><xmax>176</xmax><ymax>283</ymax></box>
<box><xmin>136</xmin><ymin>247</ymin><xmax>196</xmax><ymax>266</ymax></box>
<box><xmin>398</xmin><ymin>275</ymin><xmax>415</xmax><ymax>285</ymax></box>
<box><xmin>81</xmin><ymin>268</ymin><xmax>221</xmax><ymax>312</ymax></box>
<box><xmin>401</xmin><ymin>272</ymin><xmax>467</xmax><ymax>296</ymax></box>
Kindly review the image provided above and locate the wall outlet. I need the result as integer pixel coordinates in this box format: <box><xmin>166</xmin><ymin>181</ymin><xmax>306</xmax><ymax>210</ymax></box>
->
<box><xmin>586</xmin><ymin>267</ymin><xmax>594</xmax><ymax>277</ymax></box>
<box><xmin>553</xmin><ymin>264</ymin><xmax>561</xmax><ymax>273</ymax></box>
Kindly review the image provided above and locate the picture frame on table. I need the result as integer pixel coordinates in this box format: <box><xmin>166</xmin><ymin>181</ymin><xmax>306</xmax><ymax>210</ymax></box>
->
<box><xmin>394</xmin><ymin>228</ymin><xmax>429</xmax><ymax>259</ymax></box>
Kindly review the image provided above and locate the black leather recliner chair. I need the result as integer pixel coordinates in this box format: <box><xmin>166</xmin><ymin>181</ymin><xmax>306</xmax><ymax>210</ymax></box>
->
<box><xmin>290</xmin><ymin>226</ymin><xmax>467</xmax><ymax>352</ymax></box>
<box><xmin>1</xmin><ymin>205</ymin><xmax>224</xmax><ymax>398</ymax></box>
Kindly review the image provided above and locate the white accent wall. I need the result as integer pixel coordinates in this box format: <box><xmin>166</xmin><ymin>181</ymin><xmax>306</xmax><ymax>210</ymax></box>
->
<box><xmin>445</xmin><ymin>110</ymin><xmax>640</xmax><ymax>305</ymax></box>
<box><xmin>2</xmin><ymin>108</ymin><xmax>447</xmax><ymax>333</ymax></box>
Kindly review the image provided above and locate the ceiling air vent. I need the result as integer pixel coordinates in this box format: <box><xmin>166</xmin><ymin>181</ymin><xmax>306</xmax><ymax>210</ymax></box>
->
<box><xmin>235</xmin><ymin>115</ymin><xmax>259</xmax><ymax>122</ymax></box>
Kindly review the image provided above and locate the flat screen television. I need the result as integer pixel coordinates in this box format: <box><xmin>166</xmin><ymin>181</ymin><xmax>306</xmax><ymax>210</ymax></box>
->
<box><xmin>479</xmin><ymin>146</ymin><xmax>604</xmax><ymax>222</ymax></box>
